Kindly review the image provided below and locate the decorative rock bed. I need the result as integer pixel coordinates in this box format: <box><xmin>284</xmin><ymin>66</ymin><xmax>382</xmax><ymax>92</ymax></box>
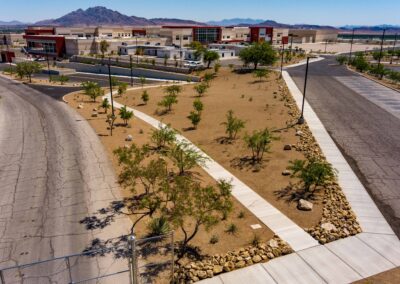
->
<box><xmin>279</xmin><ymin>81</ymin><xmax>361</xmax><ymax>244</ymax></box>
<box><xmin>174</xmin><ymin>236</ymin><xmax>292</xmax><ymax>283</ymax></box>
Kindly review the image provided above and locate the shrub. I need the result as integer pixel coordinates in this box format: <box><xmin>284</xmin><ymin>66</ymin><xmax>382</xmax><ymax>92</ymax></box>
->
<box><xmin>226</xmin><ymin>223</ymin><xmax>238</xmax><ymax>235</ymax></box>
<box><xmin>151</xmin><ymin>124</ymin><xmax>176</xmax><ymax>150</ymax></box>
<box><xmin>221</xmin><ymin>110</ymin><xmax>246</xmax><ymax>140</ymax></box>
<box><xmin>158</xmin><ymin>94</ymin><xmax>178</xmax><ymax>112</ymax></box>
<box><xmin>350</xmin><ymin>53</ymin><xmax>370</xmax><ymax>72</ymax></box>
<box><xmin>251</xmin><ymin>234</ymin><xmax>261</xmax><ymax>246</ymax></box>
<box><xmin>100</xmin><ymin>98</ymin><xmax>111</xmax><ymax>113</ymax></box>
<box><xmin>369</xmin><ymin>64</ymin><xmax>388</xmax><ymax>78</ymax></box>
<box><xmin>288</xmin><ymin>158</ymin><xmax>336</xmax><ymax>195</ymax></box>
<box><xmin>244</xmin><ymin>128</ymin><xmax>277</xmax><ymax>163</ymax></box>
<box><xmin>81</xmin><ymin>81</ymin><xmax>104</xmax><ymax>102</ymax></box>
<box><xmin>193</xmin><ymin>83</ymin><xmax>208</xmax><ymax>97</ymax></box>
<box><xmin>147</xmin><ymin>217</ymin><xmax>170</xmax><ymax>236</ymax></box>
<box><xmin>214</xmin><ymin>62</ymin><xmax>221</xmax><ymax>73</ymax></box>
<box><xmin>119</xmin><ymin>105</ymin><xmax>134</xmax><ymax>126</ymax></box>
<box><xmin>253</xmin><ymin>69</ymin><xmax>269</xmax><ymax>82</ymax></box>
<box><xmin>336</xmin><ymin>55</ymin><xmax>348</xmax><ymax>65</ymax></box>
<box><xmin>193</xmin><ymin>98</ymin><xmax>204</xmax><ymax>113</ymax></box>
<box><xmin>141</xmin><ymin>90</ymin><xmax>149</xmax><ymax>105</ymax></box>
<box><xmin>209</xmin><ymin>234</ymin><xmax>219</xmax><ymax>244</ymax></box>
<box><xmin>118</xmin><ymin>82</ymin><xmax>128</xmax><ymax>96</ymax></box>
<box><xmin>164</xmin><ymin>85</ymin><xmax>182</xmax><ymax>96</ymax></box>
<box><xmin>238</xmin><ymin>211</ymin><xmax>245</xmax><ymax>219</ymax></box>
<box><xmin>187</xmin><ymin>111</ymin><xmax>201</xmax><ymax>129</ymax></box>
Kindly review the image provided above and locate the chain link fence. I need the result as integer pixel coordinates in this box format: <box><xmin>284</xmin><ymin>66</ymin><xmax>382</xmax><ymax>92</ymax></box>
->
<box><xmin>0</xmin><ymin>233</ymin><xmax>174</xmax><ymax>284</ymax></box>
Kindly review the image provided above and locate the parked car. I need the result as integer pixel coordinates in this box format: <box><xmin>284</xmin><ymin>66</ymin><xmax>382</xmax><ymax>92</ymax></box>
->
<box><xmin>184</xmin><ymin>61</ymin><xmax>204</xmax><ymax>68</ymax></box>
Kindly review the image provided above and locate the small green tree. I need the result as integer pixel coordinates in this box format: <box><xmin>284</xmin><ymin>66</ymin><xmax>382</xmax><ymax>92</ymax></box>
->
<box><xmin>16</xmin><ymin>61</ymin><xmax>42</xmax><ymax>83</ymax></box>
<box><xmin>193</xmin><ymin>98</ymin><xmax>204</xmax><ymax>113</ymax></box>
<box><xmin>189</xmin><ymin>41</ymin><xmax>205</xmax><ymax>60</ymax></box>
<box><xmin>106</xmin><ymin>114</ymin><xmax>117</xmax><ymax>136</ymax></box>
<box><xmin>203</xmin><ymin>50</ymin><xmax>220</xmax><ymax>68</ymax></box>
<box><xmin>164</xmin><ymin>85</ymin><xmax>182</xmax><ymax>96</ymax></box>
<box><xmin>204</xmin><ymin>72</ymin><xmax>215</xmax><ymax>84</ymax></box>
<box><xmin>288</xmin><ymin>158</ymin><xmax>336</xmax><ymax>195</ymax></box>
<box><xmin>119</xmin><ymin>105</ymin><xmax>134</xmax><ymax>126</ymax></box>
<box><xmin>239</xmin><ymin>42</ymin><xmax>278</xmax><ymax>70</ymax></box>
<box><xmin>336</xmin><ymin>55</ymin><xmax>348</xmax><ymax>65</ymax></box>
<box><xmin>139</xmin><ymin>76</ymin><xmax>146</xmax><ymax>88</ymax></box>
<box><xmin>167</xmin><ymin>141</ymin><xmax>208</xmax><ymax>175</ymax></box>
<box><xmin>187</xmin><ymin>111</ymin><xmax>201</xmax><ymax>129</ymax></box>
<box><xmin>221</xmin><ymin>110</ymin><xmax>246</xmax><ymax>140</ymax></box>
<box><xmin>141</xmin><ymin>90</ymin><xmax>149</xmax><ymax>105</ymax></box>
<box><xmin>253</xmin><ymin>69</ymin><xmax>270</xmax><ymax>82</ymax></box>
<box><xmin>351</xmin><ymin>53</ymin><xmax>370</xmax><ymax>72</ymax></box>
<box><xmin>100</xmin><ymin>40</ymin><xmax>109</xmax><ymax>58</ymax></box>
<box><xmin>214</xmin><ymin>62</ymin><xmax>221</xmax><ymax>73</ymax></box>
<box><xmin>100</xmin><ymin>98</ymin><xmax>111</xmax><ymax>114</ymax></box>
<box><xmin>158</xmin><ymin>94</ymin><xmax>178</xmax><ymax>112</ymax></box>
<box><xmin>244</xmin><ymin>128</ymin><xmax>277</xmax><ymax>163</ymax></box>
<box><xmin>369</xmin><ymin>64</ymin><xmax>388</xmax><ymax>79</ymax></box>
<box><xmin>110</xmin><ymin>76</ymin><xmax>119</xmax><ymax>87</ymax></box>
<box><xmin>151</xmin><ymin>124</ymin><xmax>176</xmax><ymax>150</ymax></box>
<box><xmin>58</xmin><ymin>75</ymin><xmax>69</xmax><ymax>85</ymax></box>
<box><xmin>118</xmin><ymin>82</ymin><xmax>128</xmax><ymax>96</ymax></box>
<box><xmin>81</xmin><ymin>81</ymin><xmax>104</xmax><ymax>102</ymax></box>
<box><xmin>193</xmin><ymin>83</ymin><xmax>208</xmax><ymax>97</ymax></box>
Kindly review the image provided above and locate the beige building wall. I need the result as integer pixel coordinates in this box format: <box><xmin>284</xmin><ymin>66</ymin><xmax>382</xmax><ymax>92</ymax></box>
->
<box><xmin>273</xmin><ymin>28</ymin><xmax>289</xmax><ymax>45</ymax></box>
<box><xmin>96</xmin><ymin>27</ymin><xmax>134</xmax><ymax>38</ymax></box>
<box><xmin>289</xmin><ymin>29</ymin><xmax>338</xmax><ymax>43</ymax></box>
<box><xmin>314</xmin><ymin>30</ymin><xmax>338</xmax><ymax>42</ymax></box>
<box><xmin>65</xmin><ymin>37</ymin><xmax>168</xmax><ymax>56</ymax></box>
<box><xmin>0</xmin><ymin>33</ymin><xmax>25</xmax><ymax>45</ymax></box>
<box><xmin>221</xmin><ymin>27</ymin><xmax>250</xmax><ymax>42</ymax></box>
<box><xmin>55</xmin><ymin>27</ymin><xmax>97</xmax><ymax>38</ymax></box>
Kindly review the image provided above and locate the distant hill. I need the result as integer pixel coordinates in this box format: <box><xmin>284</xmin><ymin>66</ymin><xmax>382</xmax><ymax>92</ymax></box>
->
<box><xmin>36</xmin><ymin>6</ymin><xmax>154</xmax><ymax>26</ymax></box>
<box><xmin>150</xmin><ymin>18</ymin><xmax>206</xmax><ymax>26</ymax></box>
<box><xmin>207</xmin><ymin>18</ymin><xmax>264</xmax><ymax>26</ymax></box>
<box><xmin>0</xmin><ymin>20</ymin><xmax>28</xmax><ymax>26</ymax></box>
<box><xmin>339</xmin><ymin>25</ymin><xmax>400</xmax><ymax>34</ymax></box>
<box><xmin>34</xmin><ymin>7</ymin><xmax>206</xmax><ymax>27</ymax></box>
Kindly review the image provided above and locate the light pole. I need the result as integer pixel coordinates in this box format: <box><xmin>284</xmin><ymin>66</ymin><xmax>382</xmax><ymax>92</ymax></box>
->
<box><xmin>280</xmin><ymin>41</ymin><xmax>285</xmax><ymax>78</ymax></box>
<box><xmin>107</xmin><ymin>58</ymin><xmax>115</xmax><ymax>117</ymax></box>
<box><xmin>298</xmin><ymin>56</ymin><xmax>314</xmax><ymax>125</ymax></box>
<box><xmin>390</xmin><ymin>33</ymin><xmax>397</xmax><ymax>65</ymax></box>
<box><xmin>348</xmin><ymin>29</ymin><xmax>355</xmax><ymax>63</ymax></box>
<box><xmin>135</xmin><ymin>36</ymin><xmax>139</xmax><ymax>64</ymax></box>
<box><xmin>129</xmin><ymin>55</ymin><xmax>134</xmax><ymax>87</ymax></box>
<box><xmin>377</xmin><ymin>29</ymin><xmax>386</xmax><ymax>79</ymax></box>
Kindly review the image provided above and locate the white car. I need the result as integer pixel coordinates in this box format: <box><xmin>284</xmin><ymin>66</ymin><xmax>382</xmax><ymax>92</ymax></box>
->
<box><xmin>184</xmin><ymin>61</ymin><xmax>204</xmax><ymax>68</ymax></box>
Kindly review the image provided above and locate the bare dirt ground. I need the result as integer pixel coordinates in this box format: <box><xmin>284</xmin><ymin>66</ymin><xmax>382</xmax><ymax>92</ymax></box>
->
<box><xmin>117</xmin><ymin>68</ymin><xmax>324</xmax><ymax>230</ymax></box>
<box><xmin>353</xmin><ymin>267</ymin><xmax>400</xmax><ymax>284</ymax></box>
<box><xmin>64</xmin><ymin>91</ymin><xmax>274</xmax><ymax>257</ymax></box>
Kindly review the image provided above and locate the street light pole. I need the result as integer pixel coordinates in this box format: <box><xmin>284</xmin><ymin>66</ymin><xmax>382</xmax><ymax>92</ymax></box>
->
<box><xmin>107</xmin><ymin>58</ymin><xmax>115</xmax><ymax>117</ymax></box>
<box><xmin>280</xmin><ymin>41</ymin><xmax>285</xmax><ymax>78</ymax></box>
<box><xmin>390</xmin><ymin>33</ymin><xmax>397</xmax><ymax>65</ymax></box>
<box><xmin>129</xmin><ymin>55</ymin><xmax>133</xmax><ymax>87</ymax></box>
<box><xmin>348</xmin><ymin>29</ymin><xmax>355</xmax><ymax>63</ymax></box>
<box><xmin>298</xmin><ymin>56</ymin><xmax>311</xmax><ymax>125</ymax></box>
<box><xmin>377</xmin><ymin>29</ymin><xmax>386</xmax><ymax>79</ymax></box>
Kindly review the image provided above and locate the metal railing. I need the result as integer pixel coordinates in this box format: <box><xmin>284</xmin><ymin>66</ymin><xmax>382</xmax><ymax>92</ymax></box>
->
<box><xmin>0</xmin><ymin>232</ymin><xmax>174</xmax><ymax>284</ymax></box>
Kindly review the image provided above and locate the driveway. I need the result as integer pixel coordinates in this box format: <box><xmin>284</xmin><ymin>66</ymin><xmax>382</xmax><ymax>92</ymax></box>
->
<box><xmin>287</xmin><ymin>56</ymin><xmax>400</xmax><ymax>237</ymax></box>
<box><xmin>0</xmin><ymin>76</ymin><xmax>130</xmax><ymax>282</ymax></box>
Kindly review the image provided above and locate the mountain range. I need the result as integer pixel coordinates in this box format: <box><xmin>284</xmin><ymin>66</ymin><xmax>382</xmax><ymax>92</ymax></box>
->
<box><xmin>1</xmin><ymin>6</ymin><xmax>399</xmax><ymax>33</ymax></box>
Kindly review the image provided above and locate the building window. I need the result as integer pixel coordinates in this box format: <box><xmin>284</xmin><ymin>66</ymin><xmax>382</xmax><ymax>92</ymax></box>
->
<box><xmin>176</xmin><ymin>35</ymin><xmax>180</xmax><ymax>40</ymax></box>
<box><xmin>231</xmin><ymin>52</ymin><xmax>234</xmax><ymax>56</ymax></box>
<box><xmin>222</xmin><ymin>53</ymin><xmax>224</xmax><ymax>57</ymax></box>
<box><xmin>183</xmin><ymin>35</ymin><xmax>189</xmax><ymax>40</ymax></box>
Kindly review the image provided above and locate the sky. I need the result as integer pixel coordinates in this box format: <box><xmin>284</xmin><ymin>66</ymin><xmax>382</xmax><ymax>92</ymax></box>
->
<box><xmin>1</xmin><ymin>0</ymin><xmax>400</xmax><ymax>26</ymax></box>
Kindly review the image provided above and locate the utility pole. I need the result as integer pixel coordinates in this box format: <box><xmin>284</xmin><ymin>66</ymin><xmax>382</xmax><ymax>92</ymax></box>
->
<box><xmin>129</xmin><ymin>55</ymin><xmax>133</xmax><ymax>87</ymax></box>
<box><xmin>390</xmin><ymin>33</ymin><xmax>397</xmax><ymax>65</ymax></box>
<box><xmin>107</xmin><ymin>58</ymin><xmax>115</xmax><ymax>117</ymax></box>
<box><xmin>348</xmin><ymin>29</ymin><xmax>355</xmax><ymax>62</ymax></box>
<box><xmin>377</xmin><ymin>29</ymin><xmax>386</xmax><ymax>79</ymax></box>
<box><xmin>280</xmin><ymin>41</ymin><xmax>285</xmax><ymax>78</ymax></box>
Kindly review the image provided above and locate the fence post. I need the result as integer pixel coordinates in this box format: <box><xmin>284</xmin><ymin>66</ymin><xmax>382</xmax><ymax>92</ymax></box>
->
<box><xmin>65</xmin><ymin>257</ymin><xmax>73</xmax><ymax>284</ymax></box>
<box><xmin>0</xmin><ymin>270</ymin><xmax>5</xmax><ymax>284</ymax></box>
<box><xmin>128</xmin><ymin>235</ymin><xmax>138</xmax><ymax>284</ymax></box>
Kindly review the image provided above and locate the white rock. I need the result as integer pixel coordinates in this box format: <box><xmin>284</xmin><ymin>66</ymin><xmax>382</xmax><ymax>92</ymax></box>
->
<box><xmin>267</xmin><ymin>239</ymin><xmax>279</xmax><ymax>248</ymax></box>
<box><xmin>125</xmin><ymin>135</ymin><xmax>133</xmax><ymax>141</ymax></box>
<box><xmin>91</xmin><ymin>112</ymin><xmax>98</xmax><ymax>117</ymax></box>
<box><xmin>77</xmin><ymin>104</ymin><xmax>84</xmax><ymax>109</ymax></box>
<box><xmin>298</xmin><ymin>199</ymin><xmax>313</xmax><ymax>211</ymax></box>
<box><xmin>321</xmin><ymin>222</ymin><xmax>337</xmax><ymax>232</ymax></box>
<box><xmin>282</xmin><ymin>170</ymin><xmax>291</xmax><ymax>176</ymax></box>
<box><xmin>296</xmin><ymin>130</ymin><xmax>304</xmax><ymax>136</ymax></box>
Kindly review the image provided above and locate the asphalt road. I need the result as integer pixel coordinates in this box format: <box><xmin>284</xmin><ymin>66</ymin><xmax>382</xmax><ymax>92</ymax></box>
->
<box><xmin>287</xmin><ymin>56</ymin><xmax>400</xmax><ymax>237</ymax></box>
<box><xmin>0</xmin><ymin>76</ymin><xmax>130</xmax><ymax>282</ymax></box>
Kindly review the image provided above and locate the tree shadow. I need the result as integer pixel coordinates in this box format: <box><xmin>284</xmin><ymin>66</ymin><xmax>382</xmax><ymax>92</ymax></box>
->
<box><xmin>215</xmin><ymin>136</ymin><xmax>234</xmax><ymax>145</ymax></box>
<box><xmin>230</xmin><ymin>156</ymin><xmax>266</xmax><ymax>172</ymax></box>
<box><xmin>182</xmin><ymin>126</ymin><xmax>196</xmax><ymax>132</ymax></box>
